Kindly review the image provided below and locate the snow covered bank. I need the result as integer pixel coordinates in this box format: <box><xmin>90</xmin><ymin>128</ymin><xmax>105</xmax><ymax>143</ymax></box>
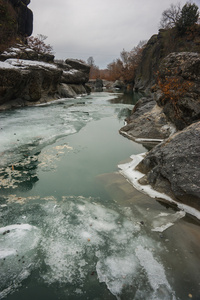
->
<box><xmin>0</xmin><ymin>53</ymin><xmax>90</xmax><ymax>110</ymax></box>
<box><xmin>118</xmin><ymin>153</ymin><xmax>200</xmax><ymax>220</ymax></box>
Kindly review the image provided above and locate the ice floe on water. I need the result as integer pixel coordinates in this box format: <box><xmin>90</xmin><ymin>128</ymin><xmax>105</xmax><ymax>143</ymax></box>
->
<box><xmin>151</xmin><ymin>211</ymin><xmax>185</xmax><ymax>232</ymax></box>
<box><xmin>0</xmin><ymin>92</ymin><xmax>132</xmax><ymax>169</ymax></box>
<box><xmin>0</xmin><ymin>196</ymin><xmax>179</xmax><ymax>299</ymax></box>
<box><xmin>0</xmin><ymin>92</ymin><xmax>194</xmax><ymax>299</ymax></box>
<box><xmin>0</xmin><ymin>224</ymin><xmax>41</xmax><ymax>299</ymax></box>
<box><xmin>135</xmin><ymin>246</ymin><xmax>176</xmax><ymax>300</ymax></box>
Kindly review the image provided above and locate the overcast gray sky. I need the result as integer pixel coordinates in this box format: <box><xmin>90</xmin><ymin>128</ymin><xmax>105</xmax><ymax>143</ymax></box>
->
<box><xmin>29</xmin><ymin>0</ymin><xmax>200</xmax><ymax>68</ymax></box>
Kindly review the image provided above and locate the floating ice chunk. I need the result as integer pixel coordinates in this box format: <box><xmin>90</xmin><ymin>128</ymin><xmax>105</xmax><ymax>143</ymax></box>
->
<box><xmin>157</xmin><ymin>212</ymin><xmax>170</xmax><ymax>217</ymax></box>
<box><xmin>40</xmin><ymin>197</ymin><xmax>141</xmax><ymax>290</ymax></box>
<box><xmin>96</xmin><ymin>254</ymin><xmax>138</xmax><ymax>298</ymax></box>
<box><xmin>91</xmin><ymin>218</ymin><xmax>118</xmax><ymax>232</ymax></box>
<box><xmin>0</xmin><ymin>223</ymin><xmax>36</xmax><ymax>234</ymax></box>
<box><xmin>152</xmin><ymin>222</ymin><xmax>174</xmax><ymax>232</ymax></box>
<box><xmin>0</xmin><ymin>249</ymin><xmax>16</xmax><ymax>259</ymax></box>
<box><xmin>135</xmin><ymin>246</ymin><xmax>176</xmax><ymax>300</ymax></box>
<box><xmin>152</xmin><ymin>211</ymin><xmax>185</xmax><ymax>232</ymax></box>
<box><xmin>0</xmin><ymin>224</ymin><xmax>41</xmax><ymax>298</ymax></box>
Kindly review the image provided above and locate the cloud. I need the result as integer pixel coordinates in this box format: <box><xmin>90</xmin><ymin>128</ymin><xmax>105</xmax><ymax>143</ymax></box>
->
<box><xmin>29</xmin><ymin>0</ymin><xmax>199</xmax><ymax>68</ymax></box>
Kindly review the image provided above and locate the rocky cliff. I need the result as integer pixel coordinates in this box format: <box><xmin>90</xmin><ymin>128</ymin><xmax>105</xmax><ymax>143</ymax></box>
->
<box><xmin>0</xmin><ymin>46</ymin><xmax>91</xmax><ymax>110</ymax></box>
<box><xmin>0</xmin><ymin>0</ymin><xmax>33</xmax><ymax>52</ymax></box>
<box><xmin>0</xmin><ymin>0</ymin><xmax>91</xmax><ymax>110</ymax></box>
<box><xmin>9</xmin><ymin>0</ymin><xmax>33</xmax><ymax>37</ymax></box>
<box><xmin>134</xmin><ymin>26</ymin><xmax>200</xmax><ymax>92</ymax></box>
<box><xmin>120</xmin><ymin>51</ymin><xmax>200</xmax><ymax>212</ymax></box>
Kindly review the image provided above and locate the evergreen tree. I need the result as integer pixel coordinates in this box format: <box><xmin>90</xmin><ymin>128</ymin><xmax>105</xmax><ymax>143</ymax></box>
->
<box><xmin>177</xmin><ymin>2</ymin><xmax>199</xmax><ymax>33</ymax></box>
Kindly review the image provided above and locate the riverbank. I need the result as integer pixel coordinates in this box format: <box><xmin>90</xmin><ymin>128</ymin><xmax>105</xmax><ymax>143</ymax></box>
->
<box><xmin>118</xmin><ymin>153</ymin><xmax>200</xmax><ymax>220</ymax></box>
<box><xmin>119</xmin><ymin>52</ymin><xmax>200</xmax><ymax>216</ymax></box>
<box><xmin>0</xmin><ymin>45</ymin><xmax>91</xmax><ymax>111</ymax></box>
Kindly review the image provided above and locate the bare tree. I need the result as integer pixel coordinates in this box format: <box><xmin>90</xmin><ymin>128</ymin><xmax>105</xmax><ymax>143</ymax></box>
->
<box><xmin>27</xmin><ymin>34</ymin><xmax>54</xmax><ymax>55</ymax></box>
<box><xmin>160</xmin><ymin>3</ymin><xmax>181</xmax><ymax>29</ymax></box>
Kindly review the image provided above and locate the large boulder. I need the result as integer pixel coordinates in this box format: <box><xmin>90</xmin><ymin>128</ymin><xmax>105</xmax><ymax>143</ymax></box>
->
<box><xmin>61</xmin><ymin>69</ymin><xmax>89</xmax><ymax>84</ymax></box>
<box><xmin>65</xmin><ymin>59</ymin><xmax>90</xmax><ymax>76</ymax></box>
<box><xmin>113</xmin><ymin>80</ymin><xmax>125</xmax><ymax>90</ymax></box>
<box><xmin>0</xmin><ymin>55</ymin><xmax>91</xmax><ymax>110</ymax></box>
<box><xmin>120</xmin><ymin>97</ymin><xmax>175</xmax><ymax>143</ymax></box>
<box><xmin>0</xmin><ymin>59</ymin><xmax>62</xmax><ymax>107</ymax></box>
<box><xmin>136</xmin><ymin>121</ymin><xmax>200</xmax><ymax>210</ymax></box>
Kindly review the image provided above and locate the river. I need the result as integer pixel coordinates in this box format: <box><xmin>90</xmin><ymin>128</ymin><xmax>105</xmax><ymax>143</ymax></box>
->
<box><xmin>0</xmin><ymin>92</ymin><xmax>200</xmax><ymax>300</ymax></box>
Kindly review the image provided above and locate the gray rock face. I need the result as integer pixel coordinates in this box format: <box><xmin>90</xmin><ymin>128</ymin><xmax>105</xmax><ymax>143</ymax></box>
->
<box><xmin>120</xmin><ymin>97</ymin><xmax>175</xmax><ymax>142</ymax></box>
<box><xmin>120</xmin><ymin>51</ymin><xmax>200</xmax><ymax>212</ymax></box>
<box><xmin>8</xmin><ymin>0</ymin><xmax>33</xmax><ymax>37</ymax></box>
<box><xmin>156</xmin><ymin>52</ymin><xmax>200</xmax><ymax>130</ymax></box>
<box><xmin>0</xmin><ymin>60</ymin><xmax>62</xmax><ymax>106</ymax></box>
<box><xmin>0</xmin><ymin>54</ymin><xmax>90</xmax><ymax>110</ymax></box>
<box><xmin>137</xmin><ymin>121</ymin><xmax>200</xmax><ymax>210</ymax></box>
<box><xmin>65</xmin><ymin>59</ymin><xmax>90</xmax><ymax>75</ymax></box>
<box><xmin>121</xmin><ymin>52</ymin><xmax>200</xmax><ymax>140</ymax></box>
<box><xmin>113</xmin><ymin>80</ymin><xmax>125</xmax><ymax>90</ymax></box>
<box><xmin>134</xmin><ymin>27</ymin><xmax>200</xmax><ymax>92</ymax></box>
<box><xmin>61</xmin><ymin>69</ymin><xmax>89</xmax><ymax>84</ymax></box>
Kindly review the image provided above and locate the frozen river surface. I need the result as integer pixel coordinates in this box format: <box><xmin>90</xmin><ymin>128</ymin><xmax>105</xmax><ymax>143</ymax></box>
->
<box><xmin>0</xmin><ymin>92</ymin><xmax>200</xmax><ymax>300</ymax></box>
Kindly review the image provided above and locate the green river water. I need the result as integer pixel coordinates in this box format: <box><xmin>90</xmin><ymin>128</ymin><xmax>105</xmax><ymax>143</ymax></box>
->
<box><xmin>0</xmin><ymin>92</ymin><xmax>200</xmax><ymax>300</ymax></box>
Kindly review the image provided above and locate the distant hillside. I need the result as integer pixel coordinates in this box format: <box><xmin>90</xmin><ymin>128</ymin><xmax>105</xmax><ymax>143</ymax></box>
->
<box><xmin>134</xmin><ymin>25</ymin><xmax>200</xmax><ymax>91</ymax></box>
<box><xmin>0</xmin><ymin>0</ymin><xmax>33</xmax><ymax>52</ymax></box>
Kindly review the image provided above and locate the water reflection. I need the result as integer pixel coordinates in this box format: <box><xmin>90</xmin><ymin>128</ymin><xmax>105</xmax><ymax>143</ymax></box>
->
<box><xmin>109</xmin><ymin>91</ymin><xmax>144</xmax><ymax>105</ymax></box>
<box><xmin>116</xmin><ymin>108</ymin><xmax>132</xmax><ymax>121</ymax></box>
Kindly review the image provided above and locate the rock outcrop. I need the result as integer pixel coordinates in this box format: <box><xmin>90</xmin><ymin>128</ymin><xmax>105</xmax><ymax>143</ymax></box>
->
<box><xmin>120</xmin><ymin>50</ymin><xmax>200</xmax><ymax>212</ymax></box>
<box><xmin>155</xmin><ymin>52</ymin><xmax>200</xmax><ymax>130</ymax></box>
<box><xmin>134</xmin><ymin>27</ymin><xmax>200</xmax><ymax>92</ymax></box>
<box><xmin>9</xmin><ymin>0</ymin><xmax>33</xmax><ymax>37</ymax></box>
<box><xmin>121</xmin><ymin>52</ymin><xmax>200</xmax><ymax>138</ymax></box>
<box><xmin>136</xmin><ymin>121</ymin><xmax>200</xmax><ymax>210</ymax></box>
<box><xmin>120</xmin><ymin>97</ymin><xmax>175</xmax><ymax>143</ymax></box>
<box><xmin>0</xmin><ymin>47</ymin><xmax>91</xmax><ymax>110</ymax></box>
<box><xmin>0</xmin><ymin>0</ymin><xmax>33</xmax><ymax>53</ymax></box>
<box><xmin>0</xmin><ymin>43</ymin><xmax>54</xmax><ymax>63</ymax></box>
